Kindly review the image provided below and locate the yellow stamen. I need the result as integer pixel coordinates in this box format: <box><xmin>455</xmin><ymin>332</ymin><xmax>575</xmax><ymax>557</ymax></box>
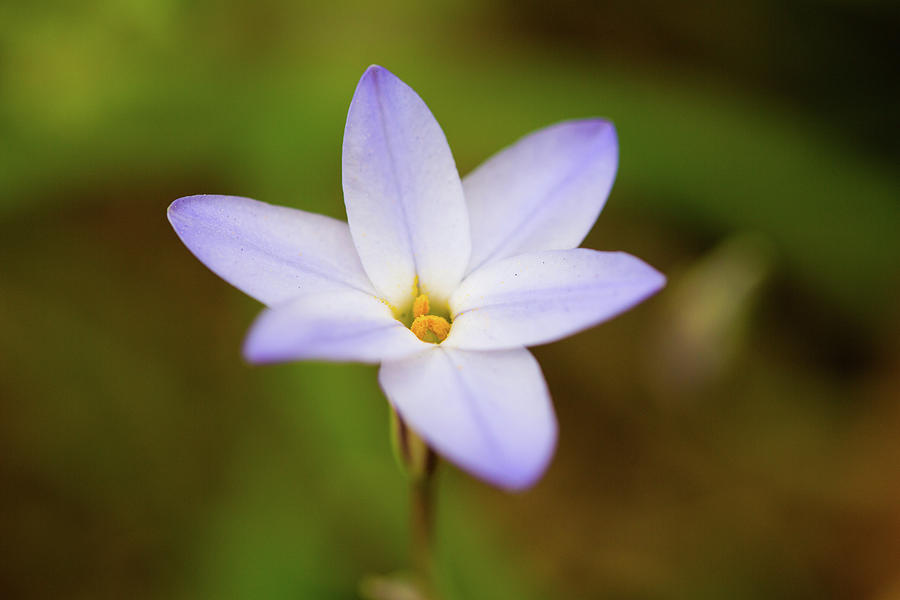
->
<box><xmin>412</xmin><ymin>294</ymin><xmax>430</xmax><ymax>318</ymax></box>
<box><xmin>410</xmin><ymin>314</ymin><xmax>451</xmax><ymax>344</ymax></box>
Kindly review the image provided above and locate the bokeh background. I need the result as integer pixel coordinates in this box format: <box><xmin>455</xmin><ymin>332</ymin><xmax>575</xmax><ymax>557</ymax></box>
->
<box><xmin>2</xmin><ymin>1</ymin><xmax>899</xmax><ymax>598</ymax></box>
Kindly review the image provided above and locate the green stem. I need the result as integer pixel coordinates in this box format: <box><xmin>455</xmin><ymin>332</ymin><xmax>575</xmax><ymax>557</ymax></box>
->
<box><xmin>391</xmin><ymin>409</ymin><xmax>440</xmax><ymax>597</ymax></box>
<box><xmin>410</xmin><ymin>447</ymin><xmax>438</xmax><ymax>590</ymax></box>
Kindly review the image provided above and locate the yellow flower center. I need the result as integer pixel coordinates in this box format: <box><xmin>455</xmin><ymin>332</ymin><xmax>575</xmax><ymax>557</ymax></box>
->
<box><xmin>412</xmin><ymin>293</ymin><xmax>430</xmax><ymax>318</ymax></box>
<box><xmin>409</xmin><ymin>293</ymin><xmax>450</xmax><ymax>343</ymax></box>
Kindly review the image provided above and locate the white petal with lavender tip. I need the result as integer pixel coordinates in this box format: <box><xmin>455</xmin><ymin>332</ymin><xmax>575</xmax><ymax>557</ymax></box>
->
<box><xmin>463</xmin><ymin>119</ymin><xmax>618</xmax><ymax>273</ymax></box>
<box><xmin>445</xmin><ymin>249</ymin><xmax>665</xmax><ymax>350</ymax></box>
<box><xmin>168</xmin><ymin>195</ymin><xmax>375</xmax><ymax>306</ymax></box>
<box><xmin>342</xmin><ymin>65</ymin><xmax>470</xmax><ymax>309</ymax></box>
<box><xmin>379</xmin><ymin>346</ymin><xmax>556</xmax><ymax>490</ymax></box>
<box><xmin>244</xmin><ymin>290</ymin><xmax>425</xmax><ymax>364</ymax></box>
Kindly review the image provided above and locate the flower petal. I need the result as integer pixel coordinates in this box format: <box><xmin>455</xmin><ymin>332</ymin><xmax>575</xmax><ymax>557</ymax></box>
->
<box><xmin>168</xmin><ymin>195</ymin><xmax>375</xmax><ymax>306</ymax></box>
<box><xmin>445</xmin><ymin>249</ymin><xmax>665</xmax><ymax>350</ymax></box>
<box><xmin>244</xmin><ymin>290</ymin><xmax>425</xmax><ymax>364</ymax></box>
<box><xmin>342</xmin><ymin>65</ymin><xmax>470</xmax><ymax>309</ymax></box>
<box><xmin>379</xmin><ymin>346</ymin><xmax>556</xmax><ymax>490</ymax></box>
<box><xmin>463</xmin><ymin>119</ymin><xmax>618</xmax><ymax>273</ymax></box>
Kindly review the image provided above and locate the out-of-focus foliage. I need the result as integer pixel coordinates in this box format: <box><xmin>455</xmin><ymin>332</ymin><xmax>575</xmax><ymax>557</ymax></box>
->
<box><xmin>1</xmin><ymin>1</ymin><xmax>898</xmax><ymax>599</ymax></box>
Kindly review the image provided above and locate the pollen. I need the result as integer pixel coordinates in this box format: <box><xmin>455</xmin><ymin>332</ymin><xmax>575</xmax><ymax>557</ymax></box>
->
<box><xmin>407</xmin><ymin>293</ymin><xmax>451</xmax><ymax>343</ymax></box>
<box><xmin>410</xmin><ymin>314</ymin><xmax>451</xmax><ymax>343</ymax></box>
<box><xmin>413</xmin><ymin>294</ymin><xmax>430</xmax><ymax>318</ymax></box>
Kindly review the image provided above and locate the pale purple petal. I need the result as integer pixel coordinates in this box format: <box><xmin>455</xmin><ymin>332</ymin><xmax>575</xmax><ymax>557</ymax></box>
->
<box><xmin>445</xmin><ymin>249</ymin><xmax>665</xmax><ymax>350</ymax></box>
<box><xmin>342</xmin><ymin>65</ymin><xmax>470</xmax><ymax>310</ymax></box>
<box><xmin>168</xmin><ymin>195</ymin><xmax>375</xmax><ymax>306</ymax></box>
<box><xmin>379</xmin><ymin>346</ymin><xmax>556</xmax><ymax>490</ymax></box>
<box><xmin>463</xmin><ymin>119</ymin><xmax>618</xmax><ymax>273</ymax></box>
<box><xmin>244</xmin><ymin>290</ymin><xmax>425</xmax><ymax>364</ymax></box>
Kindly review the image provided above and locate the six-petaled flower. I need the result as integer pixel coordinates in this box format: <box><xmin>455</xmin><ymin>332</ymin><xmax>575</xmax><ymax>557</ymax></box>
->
<box><xmin>168</xmin><ymin>65</ymin><xmax>665</xmax><ymax>490</ymax></box>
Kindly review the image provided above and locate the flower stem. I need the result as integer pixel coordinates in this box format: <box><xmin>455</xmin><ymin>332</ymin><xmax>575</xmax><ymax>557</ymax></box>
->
<box><xmin>410</xmin><ymin>446</ymin><xmax>438</xmax><ymax>591</ymax></box>
<box><xmin>391</xmin><ymin>409</ymin><xmax>440</xmax><ymax>598</ymax></box>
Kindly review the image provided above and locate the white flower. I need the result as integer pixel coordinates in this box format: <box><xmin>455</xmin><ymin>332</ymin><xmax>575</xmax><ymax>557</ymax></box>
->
<box><xmin>168</xmin><ymin>65</ymin><xmax>665</xmax><ymax>490</ymax></box>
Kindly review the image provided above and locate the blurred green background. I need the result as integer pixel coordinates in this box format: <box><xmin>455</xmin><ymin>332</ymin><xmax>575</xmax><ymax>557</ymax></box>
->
<box><xmin>2</xmin><ymin>0</ymin><xmax>899</xmax><ymax>598</ymax></box>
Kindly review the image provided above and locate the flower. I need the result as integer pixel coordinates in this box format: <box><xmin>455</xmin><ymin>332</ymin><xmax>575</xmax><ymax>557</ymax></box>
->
<box><xmin>168</xmin><ymin>65</ymin><xmax>665</xmax><ymax>490</ymax></box>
